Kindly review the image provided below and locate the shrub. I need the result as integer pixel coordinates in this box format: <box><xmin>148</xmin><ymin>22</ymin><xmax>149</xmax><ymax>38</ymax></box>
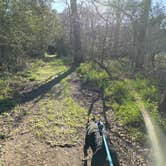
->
<box><xmin>78</xmin><ymin>62</ymin><xmax>109</xmax><ymax>88</ymax></box>
<box><xmin>116</xmin><ymin>101</ymin><xmax>142</xmax><ymax>126</ymax></box>
<box><xmin>133</xmin><ymin>78</ymin><xmax>159</xmax><ymax>102</ymax></box>
<box><xmin>105</xmin><ymin>81</ymin><xmax>131</xmax><ymax>105</ymax></box>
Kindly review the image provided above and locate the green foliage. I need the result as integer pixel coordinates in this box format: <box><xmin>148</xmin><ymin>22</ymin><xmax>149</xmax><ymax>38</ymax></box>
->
<box><xmin>104</xmin><ymin>81</ymin><xmax>132</xmax><ymax>105</ymax></box>
<box><xmin>0</xmin><ymin>79</ymin><xmax>12</xmax><ymax>100</ymax></box>
<box><xmin>77</xmin><ymin>61</ymin><xmax>165</xmax><ymax>141</ymax></box>
<box><xmin>133</xmin><ymin>78</ymin><xmax>159</xmax><ymax>102</ymax></box>
<box><xmin>0</xmin><ymin>0</ymin><xmax>63</xmax><ymax>71</ymax></box>
<box><xmin>160</xmin><ymin>118</ymin><xmax>166</xmax><ymax>133</ymax></box>
<box><xmin>78</xmin><ymin>62</ymin><xmax>109</xmax><ymax>88</ymax></box>
<box><xmin>0</xmin><ymin>78</ymin><xmax>15</xmax><ymax>111</ymax></box>
<box><xmin>108</xmin><ymin>59</ymin><xmax>130</xmax><ymax>77</ymax></box>
<box><xmin>146</xmin><ymin>102</ymin><xmax>166</xmax><ymax>132</ymax></box>
<box><xmin>125</xmin><ymin>78</ymin><xmax>166</xmax><ymax>139</ymax></box>
<box><xmin>130</xmin><ymin>78</ymin><xmax>166</xmax><ymax>132</ymax></box>
<box><xmin>116</xmin><ymin>101</ymin><xmax>142</xmax><ymax>126</ymax></box>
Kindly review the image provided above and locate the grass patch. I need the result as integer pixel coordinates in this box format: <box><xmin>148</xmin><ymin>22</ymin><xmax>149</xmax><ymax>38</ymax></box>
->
<box><xmin>104</xmin><ymin>80</ymin><xmax>133</xmax><ymax>105</ymax></box>
<box><xmin>0</xmin><ymin>56</ymin><xmax>68</xmax><ymax>113</ymax></box>
<box><xmin>29</xmin><ymin>78</ymin><xmax>88</xmax><ymax>146</ymax></box>
<box><xmin>0</xmin><ymin>79</ymin><xmax>13</xmax><ymax>100</ymax></box>
<box><xmin>116</xmin><ymin>101</ymin><xmax>142</xmax><ymax>126</ymax></box>
<box><xmin>17</xmin><ymin>58</ymin><xmax>67</xmax><ymax>82</ymax></box>
<box><xmin>130</xmin><ymin>78</ymin><xmax>166</xmax><ymax>132</ymax></box>
<box><xmin>132</xmin><ymin>78</ymin><xmax>159</xmax><ymax>102</ymax></box>
<box><xmin>78</xmin><ymin>62</ymin><xmax>109</xmax><ymax>88</ymax></box>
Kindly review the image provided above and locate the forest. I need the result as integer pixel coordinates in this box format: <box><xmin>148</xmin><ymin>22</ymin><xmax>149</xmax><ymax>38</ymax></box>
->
<box><xmin>0</xmin><ymin>0</ymin><xmax>166</xmax><ymax>166</ymax></box>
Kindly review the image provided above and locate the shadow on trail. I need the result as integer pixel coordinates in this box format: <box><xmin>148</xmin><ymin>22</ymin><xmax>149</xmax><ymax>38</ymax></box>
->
<box><xmin>101</xmin><ymin>89</ymin><xmax>111</xmax><ymax>131</ymax></box>
<box><xmin>0</xmin><ymin>65</ymin><xmax>78</xmax><ymax>114</ymax></box>
<box><xmin>86</xmin><ymin>86</ymin><xmax>110</xmax><ymax>130</ymax></box>
<box><xmin>88</xmin><ymin>95</ymin><xmax>100</xmax><ymax>116</ymax></box>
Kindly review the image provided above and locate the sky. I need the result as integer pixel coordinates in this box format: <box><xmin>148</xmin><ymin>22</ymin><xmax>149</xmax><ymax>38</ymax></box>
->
<box><xmin>53</xmin><ymin>1</ymin><xmax>66</xmax><ymax>13</ymax></box>
<box><xmin>52</xmin><ymin>0</ymin><xmax>166</xmax><ymax>13</ymax></box>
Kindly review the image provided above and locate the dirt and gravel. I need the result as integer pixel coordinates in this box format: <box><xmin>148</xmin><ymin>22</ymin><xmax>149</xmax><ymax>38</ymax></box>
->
<box><xmin>0</xmin><ymin>72</ymin><xmax>152</xmax><ymax>166</ymax></box>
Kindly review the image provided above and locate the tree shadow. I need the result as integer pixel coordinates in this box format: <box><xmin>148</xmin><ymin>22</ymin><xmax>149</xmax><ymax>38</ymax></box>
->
<box><xmin>0</xmin><ymin>65</ymin><xmax>78</xmax><ymax>114</ymax></box>
<box><xmin>101</xmin><ymin>88</ymin><xmax>111</xmax><ymax>131</ymax></box>
<box><xmin>88</xmin><ymin>95</ymin><xmax>100</xmax><ymax>116</ymax></box>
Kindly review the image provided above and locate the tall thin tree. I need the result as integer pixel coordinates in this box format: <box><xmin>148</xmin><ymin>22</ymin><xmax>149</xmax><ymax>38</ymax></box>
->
<box><xmin>70</xmin><ymin>0</ymin><xmax>83</xmax><ymax>64</ymax></box>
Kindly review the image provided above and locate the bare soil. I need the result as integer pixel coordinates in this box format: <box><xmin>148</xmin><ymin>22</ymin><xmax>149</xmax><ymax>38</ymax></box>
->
<box><xmin>0</xmin><ymin>72</ymin><xmax>151</xmax><ymax>166</ymax></box>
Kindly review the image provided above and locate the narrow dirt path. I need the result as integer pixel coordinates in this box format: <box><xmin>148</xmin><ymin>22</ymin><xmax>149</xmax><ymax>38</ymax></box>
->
<box><xmin>0</xmin><ymin>71</ymin><xmax>85</xmax><ymax>166</ymax></box>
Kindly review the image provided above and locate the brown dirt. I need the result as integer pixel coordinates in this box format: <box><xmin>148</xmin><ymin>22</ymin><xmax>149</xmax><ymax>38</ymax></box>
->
<box><xmin>0</xmin><ymin>72</ymin><xmax>151</xmax><ymax>166</ymax></box>
<box><xmin>1</xmin><ymin>132</ymin><xmax>84</xmax><ymax>166</ymax></box>
<box><xmin>0</xmin><ymin>72</ymin><xmax>89</xmax><ymax>166</ymax></box>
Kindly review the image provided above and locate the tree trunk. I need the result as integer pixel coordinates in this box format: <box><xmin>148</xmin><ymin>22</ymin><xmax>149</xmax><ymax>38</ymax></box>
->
<box><xmin>70</xmin><ymin>0</ymin><xmax>83</xmax><ymax>64</ymax></box>
<box><xmin>113</xmin><ymin>0</ymin><xmax>121</xmax><ymax>57</ymax></box>
<box><xmin>134</xmin><ymin>0</ymin><xmax>151</xmax><ymax>71</ymax></box>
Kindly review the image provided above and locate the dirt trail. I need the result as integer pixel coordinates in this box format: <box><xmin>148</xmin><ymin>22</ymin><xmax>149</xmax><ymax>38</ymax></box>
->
<box><xmin>69</xmin><ymin>73</ymin><xmax>151</xmax><ymax>166</ymax></box>
<box><xmin>0</xmin><ymin>72</ymin><xmax>151</xmax><ymax>166</ymax></box>
<box><xmin>2</xmin><ymin>132</ymin><xmax>83</xmax><ymax>166</ymax></box>
<box><xmin>0</xmin><ymin>72</ymin><xmax>86</xmax><ymax>166</ymax></box>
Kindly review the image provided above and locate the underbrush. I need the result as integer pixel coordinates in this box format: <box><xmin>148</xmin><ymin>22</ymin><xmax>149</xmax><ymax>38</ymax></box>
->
<box><xmin>104</xmin><ymin>79</ymin><xmax>145</xmax><ymax>141</ymax></box>
<box><xmin>0</xmin><ymin>78</ymin><xmax>15</xmax><ymax>112</ymax></box>
<box><xmin>78</xmin><ymin>62</ymin><xmax>109</xmax><ymax>88</ymax></box>
<box><xmin>78</xmin><ymin>61</ymin><xmax>165</xmax><ymax>141</ymax></box>
<box><xmin>131</xmin><ymin>78</ymin><xmax>166</xmax><ymax>132</ymax></box>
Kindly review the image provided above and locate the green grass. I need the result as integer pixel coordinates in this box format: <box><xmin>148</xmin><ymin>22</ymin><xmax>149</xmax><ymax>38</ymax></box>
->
<box><xmin>0</xmin><ymin>56</ymin><xmax>68</xmax><ymax>111</ymax></box>
<box><xmin>104</xmin><ymin>80</ymin><xmax>133</xmax><ymax>105</ymax></box>
<box><xmin>29</xmin><ymin>78</ymin><xmax>87</xmax><ymax>146</ymax></box>
<box><xmin>132</xmin><ymin>78</ymin><xmax>159</xmax><ymax>102</ymax></box>
<box><xmin>0</xmin><ymin>55</ymin><xmax>88</xmax><ymax>146</ymax></box>
<box><xmin>78</xmin><ymin>62</ymin><xmax>109</xmax><ymax>88</ymax></box>
<box><xmin>0</xmin><ymin>79</ymin><xmax>13</xmax><ymax>100</ymax></box>
<box><xmin>17</xmin><ymin>58</ymin><xmax>67</xmax><ymax>82</ymax></box>
<box><xmin>123</xmin><ymin>79</ymin><xmax>166</xmax><ymax>138</ymax></box>
<box><xmin>78</xmin><ymin>61</ymin><xmax>166</xmax><ymax>141</ymax></box>
<box><xmin>116</xmin><ymin>101</ymin><xmax>142</xmax><ymax>126</ymax></box>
